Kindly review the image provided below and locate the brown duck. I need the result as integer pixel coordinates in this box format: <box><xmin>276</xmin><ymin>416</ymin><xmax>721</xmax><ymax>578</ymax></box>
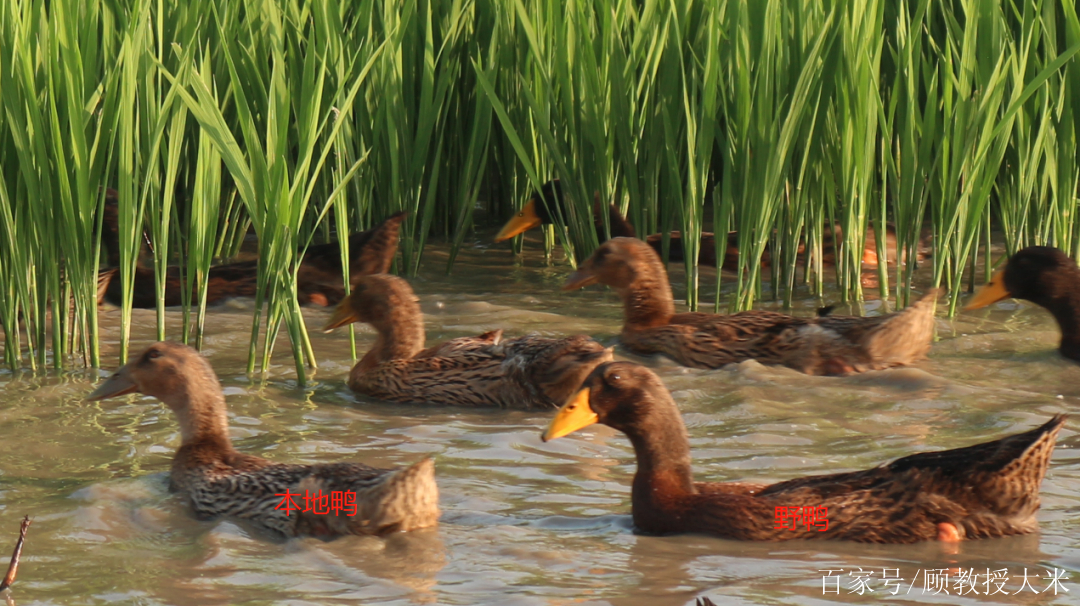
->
<box><xmin>86</xmin><ymin>341</ymin><xmax>439</xmax><ymax>538</ymax></box>
<box><xmin>563</xmin><ymin>237</ymin><xmax>938</xmax><ymax>375</ymax></box>
<box><xmin>966</xmin><ymin>246</ymin><xmax>1080</xmax><ymax>361</ymax></box>
<box><xmin>494</xmin><ymin>179</ymin><xmax>921</xmax><ymax>270</ymax></box>
<box><xmin>543</xmin><ymin>361</ymin><xmax>1067</xmax><ymax>543</ymax></box>
<box><xmin>98</xmin><ymin>200</ymin><xmax>405</xmax><ymax>308</ymax></box>
<box><xmin>323</xmin><ymin>274</ymin><xmax>613</xmax><ymax>408</ymax></box>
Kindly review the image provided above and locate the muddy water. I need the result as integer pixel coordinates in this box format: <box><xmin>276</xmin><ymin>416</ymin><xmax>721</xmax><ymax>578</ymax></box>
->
<box><xmin>0</xmin><ymin>236</ymin><xmax>1078</xmax><ymax>606</ymax></box>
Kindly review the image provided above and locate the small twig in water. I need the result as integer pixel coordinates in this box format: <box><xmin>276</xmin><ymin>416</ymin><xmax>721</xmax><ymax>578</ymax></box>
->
<box><xmin>0</xmin><ymin>517</ymin><xmax>31</xmax><ymax>592</ymax></box>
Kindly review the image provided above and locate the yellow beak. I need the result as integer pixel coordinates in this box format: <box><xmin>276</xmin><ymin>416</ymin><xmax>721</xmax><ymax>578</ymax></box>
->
<box><xmin>323</xmin><ymin>299</ymin><xmax>360</xmax><ymax>332</ymax></box>
<box><xmin>542</xmin><ymin>388</ymin><xmax>599</xmax><ymax>442</ymax></box>
<box><xmin>495</xmin><ymin>200</ymin><xmax>543</xmax><ymax>242</ymax></box>
<box><xmin>965</xmin><ymin>269</ymin><xmax>1010</xmax><ymax>310</ymax></box>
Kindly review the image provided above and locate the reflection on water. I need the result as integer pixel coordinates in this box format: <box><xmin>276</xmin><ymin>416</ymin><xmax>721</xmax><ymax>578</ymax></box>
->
<box><xmin>0</xmin><ymin>235</ymin><xmax>1078</xmax><ymax>605</ymax></box>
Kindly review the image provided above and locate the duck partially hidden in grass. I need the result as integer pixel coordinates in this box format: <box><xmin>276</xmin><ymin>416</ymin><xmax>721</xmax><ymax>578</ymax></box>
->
<box><xmin>494</xmin><ymin>179</ymin><xmax>919</xmax><ymax>270</ymax></box>
<box><xmin>98</xmin><ymin>209</ymin><xmax>406</xmax><ymax>308</ymax></box>
<box><xmin>543</xmin><ymin>361</ymin><xmax>1067</xmax><ymax>543</ymax></box>
<box><xmin>323</xmin><ymin>274</ymin><xmax>613</xmax><ymax>408</ymax></box>
<box><xmin>563</xmin><ymin>237</ymin><xmax>938</xmax><ymax>375</ymax></box>
<box><xmin>965</xmin><ymin>246</ymin><xmax>1080</xmax><ymax>361</ymax></box>
<box><xmin>86</xmin><ymin>341</ymin><xmax>438</xmax><ymax>538</ymax></box>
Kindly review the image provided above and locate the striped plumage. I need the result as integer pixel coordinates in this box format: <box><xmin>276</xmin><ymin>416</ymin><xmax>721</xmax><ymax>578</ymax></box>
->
<box><xmin>324</xmin><ymin>274</ymin><xmax>613</xmax><ymax>409</ymax></box>
<box><xmin>544</xmin><ymin>362</ymin><xmax>1067</xmax><ymax>543</ymax></box>
<box><xmin>564</xmin><ymin>237</ymin><xmax>938</xmax><ymax>375</ymax></box>
<box><xmin>87</xmin><ymin>341</ymin><xmax>438</xmax><ymax>538</ymax></box>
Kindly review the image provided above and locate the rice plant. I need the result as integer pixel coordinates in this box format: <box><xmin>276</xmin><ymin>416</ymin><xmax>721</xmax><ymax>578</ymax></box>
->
<box><xmin>2</xmin><ymin>0</ymin><xmax>1080</xmax><ymax>377</ymax></box>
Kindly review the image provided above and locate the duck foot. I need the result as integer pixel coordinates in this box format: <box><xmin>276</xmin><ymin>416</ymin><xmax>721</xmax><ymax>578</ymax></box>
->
<box><xmin>936</xmin><ymin>522</ymin><xmax>961</xmax><ymax>542</ymax></box>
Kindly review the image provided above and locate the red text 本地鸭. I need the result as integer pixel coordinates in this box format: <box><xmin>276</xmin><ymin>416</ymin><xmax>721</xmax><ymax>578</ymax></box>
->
<box><xmin>273</xmin><ymin>489</ymin><xmax>359</xmax><ymax>516</ymax></box>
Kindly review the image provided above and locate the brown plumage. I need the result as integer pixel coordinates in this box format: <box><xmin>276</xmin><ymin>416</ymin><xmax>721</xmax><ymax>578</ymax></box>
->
<box><xmin>966</xmin><ymin>246</ymin><xmax>1080</xmax><ymax>361</ymax></box>
<box><xmin>543</xmin><ymin>361</ymin><xmax>1067</xmax><ymax>543</ymax></box>
<box><xmin>86</xmin><ymin>342</ymin><xmax>438</xmax><ymax>538</ymax></box>
<box><xmin>98</xmin><ymin>209</ymin><xmax>405</xmax><ymax>308</ymax></box>
<box><xmin>564</xmin><ymin>237</ymin><xmax>938</xmax><ymax>375</ymax></box>
<box><xmin>324</xmin><ymin>274</ymin><xmax>614</xmax><ymax>409</ymax></box>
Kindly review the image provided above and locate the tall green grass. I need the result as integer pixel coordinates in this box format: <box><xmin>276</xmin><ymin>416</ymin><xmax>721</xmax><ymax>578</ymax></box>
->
<box><xmin>1</xmin><ymin>0</ymin><xmax>1079</xmax><ymax>376</ymax></box>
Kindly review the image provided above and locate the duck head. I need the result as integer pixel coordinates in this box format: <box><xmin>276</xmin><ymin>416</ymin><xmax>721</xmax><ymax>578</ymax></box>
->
<box><xmin>966</xmin><ymin>246</ymin><xmax>1080</xmax><ymax>310</ymax></box>
<box><xmin>86</xmin><ymin>342</ymin><xmax>230</xmax><ymax>445</ymax></box>
<box><xmin>324</xmin><ymin>274</ymin><xmax>421</xmax><ymax>331</ymax></box>
<box><xmin>562</xmin><ymin>238</ymin><xmax>675</xmax><ymax>328</ymax></box>
<box><xmin>563</xmin><ymin>237</ymin><xmax>670</xmax><ymax>293</ymax></box>
<box><xmin>494</xmin><ymin>180</ymin><xmax>564</xmax><ymax>242</ymax></box>
<box><xmin>542</xmin><ymin>361</ymin><xmax>683</xmax><ymax>443</ymax></box>
<box><xmin>323</xmin><ymin>274</ymin><xmax>426</xmax><ymax>363</ymax></box>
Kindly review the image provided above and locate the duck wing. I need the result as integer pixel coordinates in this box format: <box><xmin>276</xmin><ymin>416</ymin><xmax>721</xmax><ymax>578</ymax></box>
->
<box><xmin>351</xmin><ymin>336</ymin><xmax>512</xmax><ymax>407</ymax></box>
<box><xmin>812</xmin><ymin>289</ymin><xmax>939</xmax><ymax>370</ymax></box>
<box><xmin>189</xmin><ymin>458</ymin><xmax>438</xmax><ymax>538</ymax></box>
<box><xmin>498</xmin><ymin>334</ymin><xmax>614</xmax><ymax>408</ymax></box>
<box><xmin>414</xmin><ymin>329</ymin><xmax>503</xmax><ymax>359</ymax></box>
<box><xmin>753</xmin><ymin>415</ymin><xmax>1065</xmax><ymax>542</ymax></box>
<box><xmin>623</xmin><ymin>310</ymin><xmax>812</xmax><ymax>369</ymax></box>
<box><xmin>624</xmin><ymin>291</ymin><xmax>937</xmax><ymax>374</ymax></box>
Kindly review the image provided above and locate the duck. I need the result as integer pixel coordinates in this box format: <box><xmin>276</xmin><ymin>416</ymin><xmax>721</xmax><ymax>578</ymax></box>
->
<box><xmin>494</xmin><ymin>179</ymin><xmax>922</xmax><ymax>270</ymax></box>
<box><xmin>86</xmin><ymin>341</ymin><xmax>438</xmax><ymax>538</ymax></box>
<box><xmin>563</xmin><ymin>237</ymin><xmax>938</xmax><ymax>375</ymax></box>
<box><xmin>98</xmin><ymin>197</ymin><xmax>406</xmax><ymax>308</ymax></box>
<box><xmin>965</xmin><ymin>246</ymin><xmax>1080</xmax><ymax>361</ymax></box>
<box><xmin>323</xmin><ymin>274</ymin><xmax>614</xmax><ymax>408</ymax></box>
<box><xmin>542</xmin><ymin>361</ymin><xmax>1067</xmax><ymax>543</ymax></box>
<box><xmin>494</xmin><ymin>179</ymin><xmax>637</xmax><ymax>244</ymax></box>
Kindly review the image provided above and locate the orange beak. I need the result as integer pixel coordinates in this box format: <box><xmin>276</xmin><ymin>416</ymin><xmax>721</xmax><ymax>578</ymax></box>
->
<box><xmin>495</xmin><ymin>200</ymin><xmax>543</xmax><ymax>242</ymax></box>
<box><xmin>965</xmin><ymin>269</ymin><xmax>1010</xmax><ymax>310</ymax></box>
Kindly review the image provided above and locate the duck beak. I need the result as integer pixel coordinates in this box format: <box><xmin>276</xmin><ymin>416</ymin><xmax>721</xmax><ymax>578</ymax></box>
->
<box><xmin>562</xmin><ymin>268</ymin><xmax>599</xmax><ymax>291</ymax></box>
<box><xmin>965</xmin><ymin>269</ymin><xmax>1010</xmax><ymax>310</ymax></box>
<box><xmin>542</xmin><ymin>388</ymin><xmax>599</xmax><ymax>442</ymax></box>
<box><xmin>323</xmin><ymin>299</ymin><xmax>360</xmax><ymax>332</ymax></box>
<box><xmin>86</xmin><ymin>366</ymin><xmax>138</xmax><ymax>401</ymax></box>
<box><xmin>495</xmin><ymin>200</ymin><xmax>542</xmax><ymax>242</ymax></box>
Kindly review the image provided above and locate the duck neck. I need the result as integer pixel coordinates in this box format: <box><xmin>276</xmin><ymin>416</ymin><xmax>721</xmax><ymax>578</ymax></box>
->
<box><xmin>1042</xmin><ymin>288</ymin><xmax>1080</xmax><ymax>359</ymax></box>
<box><xmin>620</xmin><ymin>274</ymin><xmax>675</xmax><ymax>329</ymax></box>
<box><xmin>163</xmin><ymin>386</ymin><xmax>233</xmax><ymax>450</ymax></box>
<box><xmin>365</xmin><ymin>302</ymin><xmax>426</xmax><ymax>365</ymax></box>
<box><xmin>627</xmin><ymin>401</ymin><xmax>696</xmax><ymax>503</ymax></box>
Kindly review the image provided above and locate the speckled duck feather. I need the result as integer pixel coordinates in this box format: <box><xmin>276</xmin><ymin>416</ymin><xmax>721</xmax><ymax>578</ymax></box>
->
<box><xmin>568</xmin><ymin>362</ymin><xmax>1066</xmax><ymax>543</ymax></box>
<box><xmin>573</xmin><ymin>237</ymin><xmax>938</xmax><ymax>375</ymax></box>
<box><xmin>336</xmin><ymin>275</ymin><xmax>613</xmax><ymax>409</ymax></box>
<box><xmin>90</xmin><ymin>342</ymin><xmax>438</xmax><ymax>539</ymax></box>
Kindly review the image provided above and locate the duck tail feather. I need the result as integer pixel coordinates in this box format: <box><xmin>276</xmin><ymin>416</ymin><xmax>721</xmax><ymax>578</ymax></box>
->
<box><xmin>359</xmin><ymin>458</ymin><xmax>439</xmax><ymax>535</ymax></box>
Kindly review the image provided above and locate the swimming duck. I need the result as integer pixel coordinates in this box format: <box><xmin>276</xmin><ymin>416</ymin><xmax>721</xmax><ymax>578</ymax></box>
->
<box><xmin>323</xmin><ymin>274</ymin><xmax>614</xmax><ymax>408</ymax></box>
<box><xmin>965</xmin><ymin>246</ymin><xmax>1080</xmax><ymax>361</ymax></box>
<box><xmin>494</xmin><ymin>179</ymin><xmax>918</xmax><ymax>270</ymax></box>
<box><xmin>98</xmin><ymin>212</ymin><xmax>406</xmax><ymax>308</ymax></box>
<box><xmin>494</xmin><ymin>179</ymin><xmax>637</xmax><ymax>244</ymax></box>
<box><xmin>543</xmin><ymin>361</ymin><xmax>1066</xmax><ymax>543</ymax></box>
<box><xmin>563</xmin><ymin>237</ymin><xmax>938</xmax><ymax>375</ymax></box>
<box><xmin>86</xmin><ymin>341</ymin><xmax>438</xmax><ymax>538</ymax></box>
